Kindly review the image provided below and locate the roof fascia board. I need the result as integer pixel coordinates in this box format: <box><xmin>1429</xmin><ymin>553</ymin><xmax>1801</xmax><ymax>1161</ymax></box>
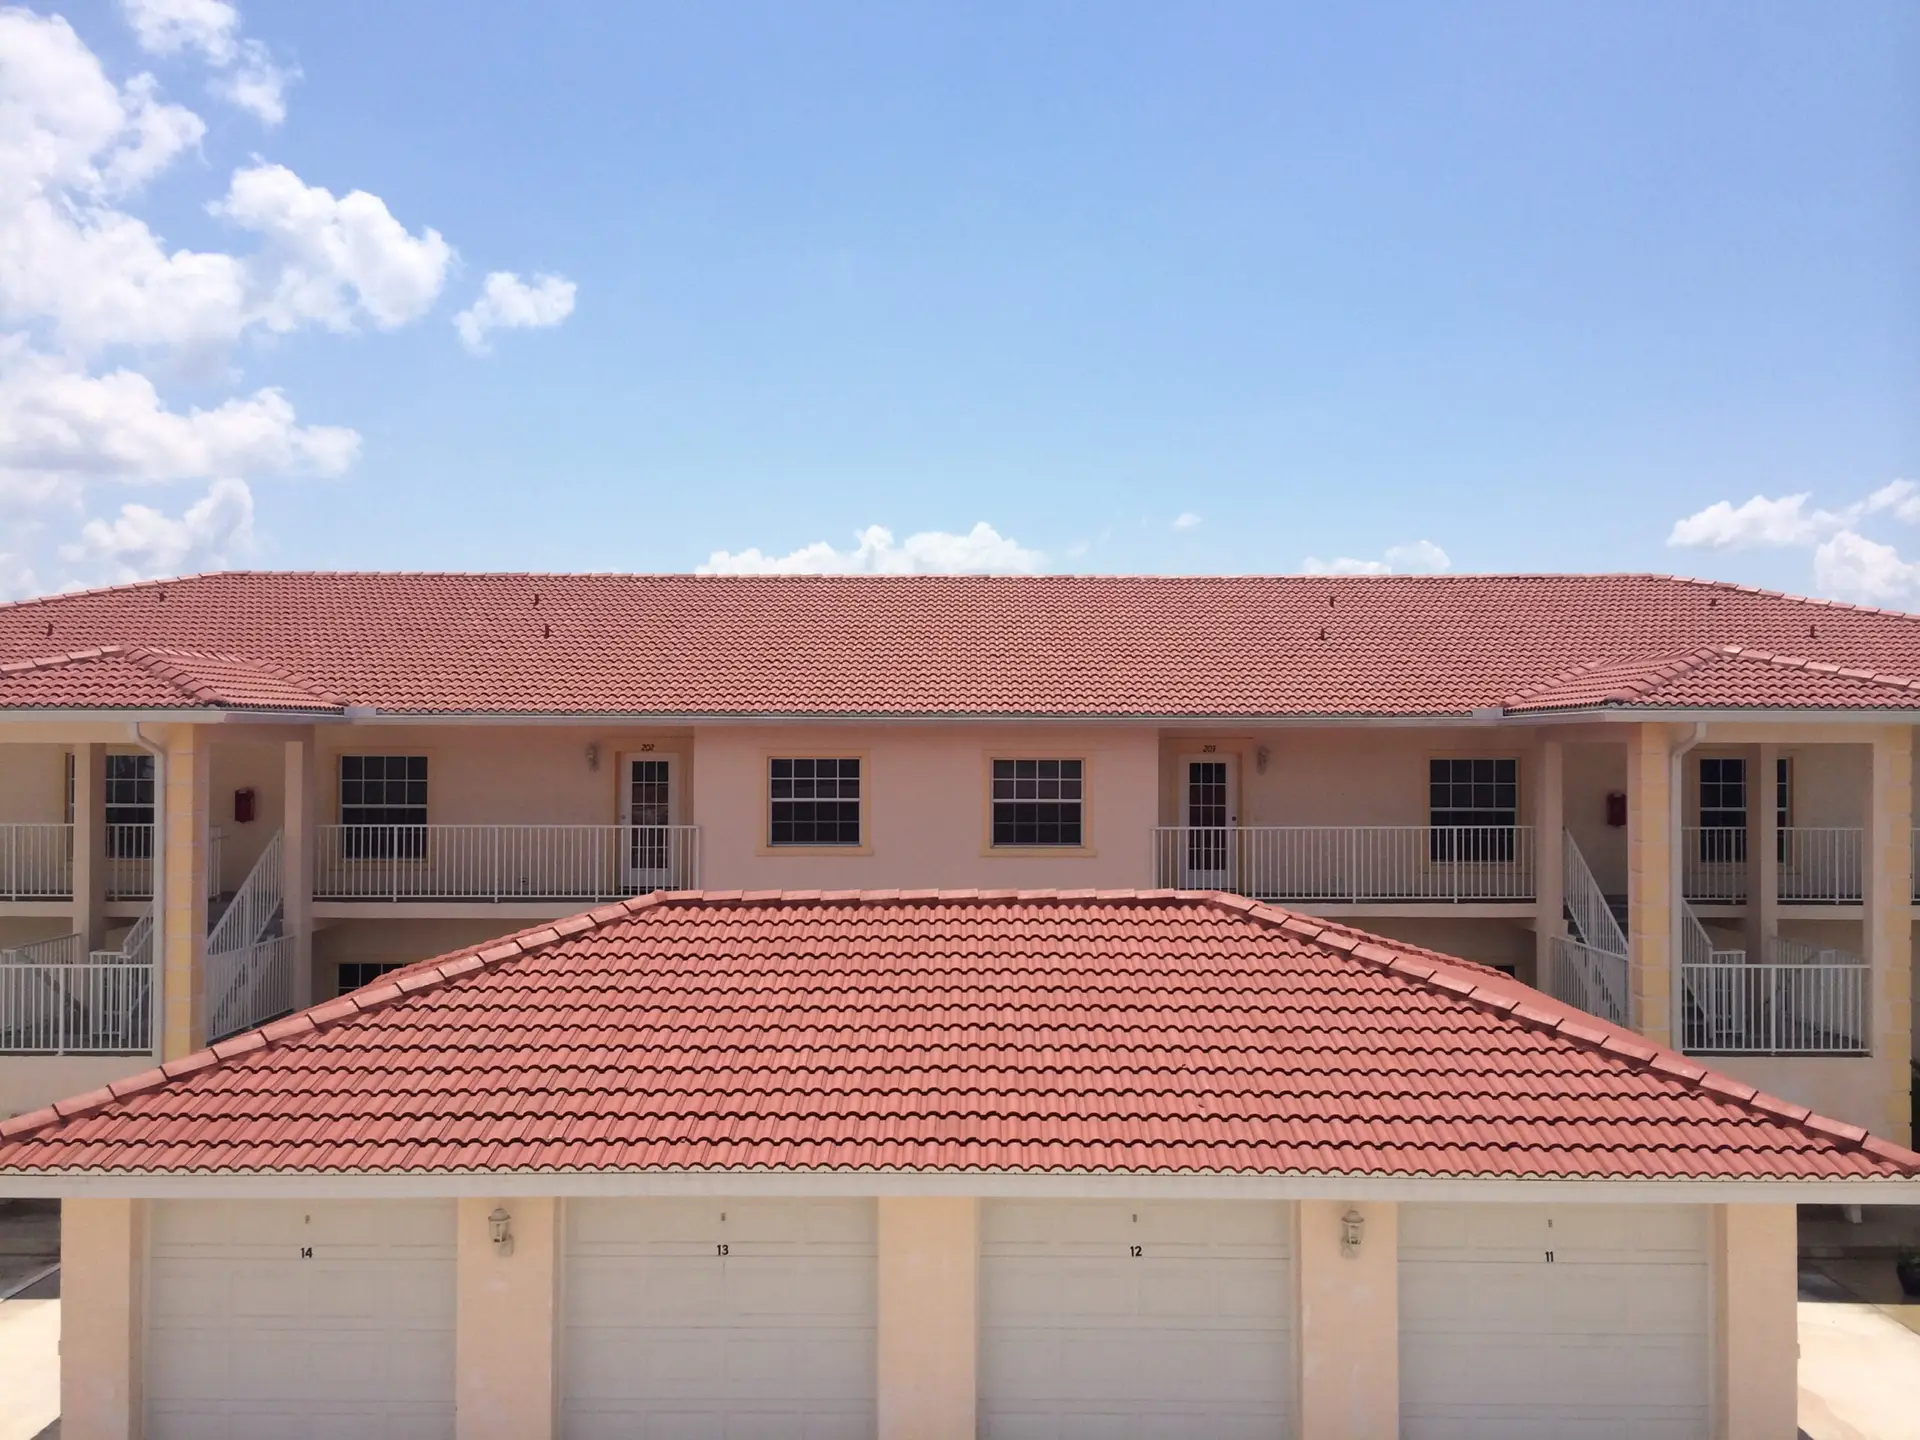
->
<box><xmin>4</xmin><ymin>1170</ymin><xmax>1914</xmax><ymax>1203</ymax></box>
<box><xmin>0</xmin><ymin>710</ymin><xmax>344</xmax><ymax>726</ymax></box>
<box><xmin>1514</xmin><ymin>708</ymin><xmax>1920</xmax><ymax>725</ymax></box>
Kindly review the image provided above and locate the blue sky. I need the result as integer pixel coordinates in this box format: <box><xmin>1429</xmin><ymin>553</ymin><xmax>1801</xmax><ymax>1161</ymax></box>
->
<box><xmin>4</xmin><ymin>1</ymin><xmax>1916</xmax><ymax>597</ymax></box>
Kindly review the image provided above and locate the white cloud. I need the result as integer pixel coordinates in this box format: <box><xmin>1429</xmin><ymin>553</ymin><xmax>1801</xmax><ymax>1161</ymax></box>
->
<box><xmin>213</xmin><ymin>39</ymin><xmax>294</xmax><ymax>125</ymax></box>
<box><xmin>213</xmin><ymin>163</ymin><xmax>454</xmax><ymax>331</ymax></box>
<box><xmin>1813</xmin><ymin>530</ymin><xmax>1920</xmax><ymax>605</ymax></box>
<box><xmin>1172</xmin><ymin>511</ymin><xmax>1201</xmax><ymax>531</ymax></box>
<box><xmin>1666</xmin><ymin>493</ymin><xmax>1843</xmax><ymax>550</ymax></box>
<box><xmin>697</xmin><ymin>522</ymin><xmax>1047</xmax><ymax>576</ymax></box>
<box><xmin>1301</xmin><ymin>538</ymin><xmax>1451</xmax><ymax>576</ymax></box>
<box><xmin>62</xmin><ymin>476</ymin><xmax>256</xmax><ymax>581</ymax></box>
<box><xmin>1863</xmin><ymin>478</ymin><xmax>1920</xmax><ymax>524</ymax></box>
<box><xmin>1665</xmin><ymin>480</ymin><xmax>1920</xmax><ymax>605</ymax></box>
<box><xmin>454</xmin><ymin>271</ymin><xmax>577</xmax><ymax>354</ymax></box>
<box><xmin>120</xmin><ymin>0</ymin><xmax>240</xmax><ymax>63</ymax></box>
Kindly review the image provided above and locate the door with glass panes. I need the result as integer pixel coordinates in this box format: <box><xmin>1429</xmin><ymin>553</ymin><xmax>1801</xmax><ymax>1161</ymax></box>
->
<box><xmin>621</xmin><ymin>756</ymin><xmax>677</xmax><ymax>893</ymax></box>
<box><xmin>1179</xmin><ymin>756</ymin><xmax>1238</xmax><ymax>890</ymax></box>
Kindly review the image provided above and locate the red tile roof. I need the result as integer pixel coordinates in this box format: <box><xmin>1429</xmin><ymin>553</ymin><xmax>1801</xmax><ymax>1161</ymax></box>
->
<box><xmin>1504</xmin><ymin>646</ymin><xmax>1920</xmax><ymax>713</ymax></box>
<box><xmin>2</xmin><ymin>891</ymin><xmax>1913</xmax><ymax>1181</ymax></box>
<box><xmin>0</xmin><ymin>646</ymin><xmax>343</xmax><ymax>712</ymax></box>
<box><xmin>1</xmin><ymin>572</ymin><xmax>1918</xmax><ymax>717</ymax></box>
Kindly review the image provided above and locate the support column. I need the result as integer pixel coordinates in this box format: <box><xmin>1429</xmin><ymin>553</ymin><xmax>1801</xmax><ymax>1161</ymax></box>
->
<box><xmin>1627</xmin><ymin>724</ymin><xmax>1675</xmax><ymax>1047</ymax></box>
<box><xmin>1865</xmin><ymin>728</ymin><xmax>1913</xmax><ymax>1145</ymax></box>
<box><xmin>61</xmin><ymin>1197</ymin><xmax>146</xmax><ymax>1440</ymax></box>
<box><xmin>1294</xmin><ymin>1200</ymin><xmax>1397</xmax><ymax>1440</ymax></box>
<box><xmin>1535</xmin><ymin>738</ymin><xmax>1565</xmax><ymax>989</ymax></box>
<box><xmin>71</xmin><ymin>743</ymin><xmax>106</xmax><ymax>952</ymax></box>
<box><xmin>456</xmin><ymin>1196</ymin><xmax>559</xmax><ymax>1440</ymax></box>
<box><xmin>282</xmin><ymin>734</ymin><xmax>315</xmax><ymax>1007</ymax></box>
<box><xmin>1753</xmin><ymin>743</ymin><xmax>1780</xmax><ymax>963</ymax></box>
<box><xmin>877</xmin><ymin>1196</ymin><xmax>978</xmax><ymax>1440</ymax></box>
<box><xmin>1713</xmin><ymin>1204</ymin><xmax>1796</xmax><ymax>1440</ymax></box>
<box><xmin>160</xmin><ymin>725</ymin><xmax>210</xmax><ymax>1060</ymax></box>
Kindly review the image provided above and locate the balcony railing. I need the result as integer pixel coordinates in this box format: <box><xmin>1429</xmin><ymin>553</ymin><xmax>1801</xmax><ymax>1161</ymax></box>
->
<box><xmin>102</xmin><ymin>825</ymin><xmax>223</xmax><ymax>901</ymax></box>
<box><xmin>1683</xmin><ymin>826</ymin><xmax>1870</xmax><ymax>905</ymax></box>
<box><xmin>314</xmin><ymin>824</ymin><xmax>701</xmax><ymax>901</ymax></box>
<box><xmin>1680</xmin><ymin>939</ymin><xmax>1869</xmax><ymax>1056</ymax></box>
<box><xmin>1545</xmin><ymin>934</ymin><xmax>1629</xmax><ymax>1028</ymax></box>
<box><xmin>1150</xmin><ymin>826</ymin><xmax>1535</xmax><ymax>902</ymax></box>
<box><xmin>0</xmin><ymin>931</ymin><xmax>151</xmax><ymax>1055</ymax></box>
<box><xmin>0</xmin><ymin>824</ymin><xmax>72</xmax><ymax>899</ymax></box>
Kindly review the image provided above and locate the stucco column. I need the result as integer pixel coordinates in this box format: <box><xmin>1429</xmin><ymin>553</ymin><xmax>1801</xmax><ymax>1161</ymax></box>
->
<box><xmin>877</xmin><ymin>1196</ymin><xmax>978</xmax><ymax>1440</ymax></box>
<box><xmin>61</xmin><ymin>1197</ymin><xmax>145</xmax><ymax>1440</ymax></box>
<box><xmin>282</xmin><ymin>734</ymin><xmax>315</xmax><ymax>1006</ymax></box>
<box><xmin>160</xmin><ymin>725</ymin><xmax>210</xmax><ymax>1060</ymax></box>
<box><xmin>71</xmin><ymin>742</ymin><xmax>106</xmax><ymax>951</ymax></box>
<box><xmin>1752</xmin><ymin>743</ymin><xmax>1779</xmax><ymax>961</ymax></box>
<box><xmin>1627</xmin><ymin>724</ymin><xmax>1675</xmax><ymax>1046</ymax></box>
<box><xmin>1534</xmin><ymin>739</ymin><xmax>1565</xmax><ymax>989</ymax></box>
<box><xmin>456</xmin><ymin>1196</ymin><xmax>559</xmax><ymax>1440</ymax></box>
<box><xmin>1865</xmin><ymin>728</ymin><xmax>1913</xmax><ymax>1144</ymax></box>
<box><xmin>1713</xmin><ymin>1204</ymin><xmax>1796</xmax><ymax>1440</ymax></box>
<box><xmin>1294</xmin><ymin>1200</ymin><xmax>1397</xmax><ymax>1440</ymax></box>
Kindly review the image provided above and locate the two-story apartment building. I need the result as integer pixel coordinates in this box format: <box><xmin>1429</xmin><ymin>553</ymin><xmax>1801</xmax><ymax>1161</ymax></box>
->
<box><xmin>3</xmin><ymin>570</ymin><xmax>1919</xmax><ymax>1440</ymax></box>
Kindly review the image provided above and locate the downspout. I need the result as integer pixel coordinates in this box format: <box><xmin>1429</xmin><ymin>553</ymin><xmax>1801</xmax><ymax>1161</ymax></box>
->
<box><xmin>1667</xmin><ymin>722</ymin><xmax>1708</xmax><ymax>1044</ymax></box>
<box><xmin>130</xmin><ymin>723</ymin><xmax>165</xmax><ymax>1059</ymax></box>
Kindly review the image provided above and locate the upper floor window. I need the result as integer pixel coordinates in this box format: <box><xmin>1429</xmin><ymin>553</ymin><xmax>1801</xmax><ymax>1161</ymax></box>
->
<box><xmin>105</xmin><ymin>753</ymin><xmax>155</xmax><ymax>857</ymax></box>
<box><xmin>1428</xmin><ymin>757</ymin><xmax>1516</xmax><ymax>861</ymax></box>
<box><xmin>1699</xmin><ymin>756</ymin><xmax>1746</xmax><ymax>863</ymax></box>
<box><xmin>340</xmin><ymin>755</ymin><xmax>427</xmax><ymax>858</ymax></box>
<box><xmin>992</xmin><ymin>759</ymin><xmax>1084</xmax><ymax>847</ymax></box>
<box><xmin>769</xmin><ymin>758</ymin><xmax>861</xmax><ymax>846</ymax></box>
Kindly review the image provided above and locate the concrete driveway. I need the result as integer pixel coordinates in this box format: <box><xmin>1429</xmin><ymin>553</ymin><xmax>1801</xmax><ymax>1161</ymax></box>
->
<box><xmin>1800</xmin><ymin>1259</ymin><xmax>1920</xmax><ymax>1440</ymax></box>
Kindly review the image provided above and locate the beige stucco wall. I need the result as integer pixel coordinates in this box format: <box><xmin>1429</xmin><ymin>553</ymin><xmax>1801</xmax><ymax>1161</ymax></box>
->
<box><xmin>1295</xmin><ymin>1199</ymin><xmax>1397</xmax><ymax>1440</ymax></box>
<box><xmin>208</xmin><ymin>739</ymin><xmax>289</xmax><ymax>893</ymax></box>
<box><xmin>315</xmin><ymin>918</ymin><xmax>527</xmax><ymax>997</ymax></box>
<box><xmin>1714</xmin><ymin>1203</ymin><xmax>1797</xmax><ymax>1440</ymax></box>
<box><xmin>1</xmin><ymin>1054</ymin><xmax>155</xmax><ymax>1121</ymax></box>
<box><xmin>0</xmin><ymin>743</ymin><xmax>69</xmax><ymax>822</ymax></box>
<box><xmin>696</xmin><ymin>724</ymin><xmax>1158</xmax><ymax>890</ymax></box>
<box><xmin>1340</xmin><ymin>916</ymin><xmax>1535</xmax><ymax>979</ymax></box>
<box><xmin>456</xmin><ymin>1196</ymin><xmax>558</xmax><ymax>1440</ymax></box>
<box><xmin>1563</xmin><ymin>739</ymin><xmax>1629</xmax><ymax>895</ymax></box>
<box><xmin>1710</xmin><ymin>1056</ymin><xmax>1886</xmax><ymax>1138</ymax></box>
<box><xmin>61</xmin><ymin>1196</ymin><xmax>145</xmax><ymax>1440</ymax></box>
<box><xmin>877</xmin><ymin>1195</ymin><xmax>978</xmax><ymax>1440</ymax></box>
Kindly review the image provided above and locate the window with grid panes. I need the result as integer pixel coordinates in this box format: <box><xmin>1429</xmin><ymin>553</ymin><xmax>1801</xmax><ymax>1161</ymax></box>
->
<box><xmin>104</xmin><ymin>753</ymin><xmax>154</xmax><ymax>857</ymax></box>
<box><xmin>1698</xmin><ymin>757</ymin><xmax>1747</xmax><ymax>864</ymax></box>
<box><xmin>337</xmin><ymin>961</ymin><xmax>407</xmax><ymax>996</ymax></box>
<box><xmin>768</xmin><ymin>758</ymin><xmax>861</xmax><ymax>845</ymax></box>
<box><xmin>1776</xmin><ymin>756</ymin><xmax>1793</xmax><ymax>863</ymax></box>
<box><xmin>1427</xmin><ymin>757</ymin><xmax>1517</xmax><ymax>862</ymax></box>
<box><xmin>992</xmin><ymin>759</ymin><xmax>1084</xmax><ymax>847</ymax></box>
<box><xmin>339</xmin><ymin>755</ymin><xmax>428</xmax><ymax>858</ymax></box>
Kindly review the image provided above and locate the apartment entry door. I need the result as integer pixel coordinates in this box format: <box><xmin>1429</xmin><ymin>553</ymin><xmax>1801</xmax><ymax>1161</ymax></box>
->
<box><xmin>1178</xmin><ymin>755</ymin><xmax>1238</xmax><ymax>890</ymax></box>
<box><xmin>620</xmin><ymin>755</ymin><xmax>677</xmax><ymax>893</ymax></box>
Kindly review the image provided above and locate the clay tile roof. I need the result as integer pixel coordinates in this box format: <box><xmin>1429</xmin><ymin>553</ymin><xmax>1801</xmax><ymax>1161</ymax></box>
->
<box><xmin>2</xmin><ymin>891</ymin><xmax>1914</xmax><ymax>1181</ymax></box>
<box><xmin>1503</xmin><ymin>645</ymin><xmax>1920</xmax><ymax>714</ymax></box>
<box><xmin>1</xmin><ymin>571</ymin><xmax>1919</xmax><ymax>716</ymax></box>
<box><xmin>0</xmin><ymin>645</ymin><xmax>344</xmax><ymax>712</ymax></box>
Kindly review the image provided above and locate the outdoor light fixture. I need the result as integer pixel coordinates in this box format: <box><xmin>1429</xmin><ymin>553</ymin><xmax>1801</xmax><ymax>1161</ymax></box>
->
<box><xmin>488</xmin><ymin>1206</ymin><xmax>515</xmax><ymax>1257</ymax></box>
<box><xmin>1340</xmin><ymin>1208</ymin><xmax>1364</xmax><ymax>1258</ymax></box>
<box><xmin>585</xmin><ymin>743</ymin><xmax>600</xmax><ymax>772</ymax></box>
<box><xmin>1255</xmin><ymin>745</ymin><xmax>1271</xmax><ymax>775</ymax></box>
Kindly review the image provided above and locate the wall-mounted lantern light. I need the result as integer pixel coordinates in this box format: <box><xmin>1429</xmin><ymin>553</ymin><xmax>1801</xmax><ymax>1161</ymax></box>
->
<box><xmin>488</xmin><ymin>1206</ymin><xmax>515</xmax><ymax>1257</ymax></box>
<box><xmin>1255</xmin><ymin>745</ymin><xmax>1271</xmax><ymax>775</ymax></box>
<box><xmin>585</xmin><ymin>743</ymin><xmax>600</xmax><ymax>772</ymax></box>
<box><xmin>1340</xmin><ymin>1207</ymin><xmax>1364</xmax><ymax>1259</ymax></box>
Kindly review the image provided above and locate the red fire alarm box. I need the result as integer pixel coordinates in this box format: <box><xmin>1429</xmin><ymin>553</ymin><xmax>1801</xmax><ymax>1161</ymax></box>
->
<box><xmin>233</xmin><ymin>788</ymin><xmax>256</xmax><ymax>824</ymax></box>
<box><xmin>1605</xmin><ymin>791</ymin><xmax>1627</xmax><ymax>828</ymax></box>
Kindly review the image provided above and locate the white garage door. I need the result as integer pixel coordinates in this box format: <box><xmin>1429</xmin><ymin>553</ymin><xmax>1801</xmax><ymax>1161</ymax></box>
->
<box><xmin>1399</xmin><ymin>1203</ymin><xmax>1710</xmax><ymax>1440</ymax></box>
<box><xmin>563</xmin><ymin>1198</ymin><xmax>877</xmax><ymax>1439</ymax></box>
<box><xmin>979</xmin><ymin>1199</ymin><xmax>1294</xmax><ymax>1440</ymax></box>
<box><xmin>146</xmin><ymin>1199</ymin><xmax>456</xmax><ymax>1440</ymax></box>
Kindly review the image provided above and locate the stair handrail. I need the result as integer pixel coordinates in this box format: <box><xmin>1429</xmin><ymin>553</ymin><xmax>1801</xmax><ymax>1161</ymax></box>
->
<box><xmin>1562</xmin><ymin>831</ymin><xmax>1626</xmax><ymax>957</ymax></box>
<box><xmin>207</xmin><ymin>830</ymin><xmax>284</xmax><ymax>958</ymax></box>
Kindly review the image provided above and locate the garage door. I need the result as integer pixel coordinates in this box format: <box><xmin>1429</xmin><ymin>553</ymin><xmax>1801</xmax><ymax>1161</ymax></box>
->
<box><xmin>1399</xmin><ymin>1203</ymin><xmax>1710</xmax><ymax>1439</ymax></box>
<box><xmin>146</xmin><ymin>1199</ymin><xmax>456</xmax><ymax>1440</ymax></box>
<box><xmin>979</xmin><ymin>1199</ymin><xmax>1294</xmax><ymax>1440</ymax></box>
<box><xmin>563</xmin><ymin>1198</ymin><xmax>876</xmax><ymax>1439</ymax></box>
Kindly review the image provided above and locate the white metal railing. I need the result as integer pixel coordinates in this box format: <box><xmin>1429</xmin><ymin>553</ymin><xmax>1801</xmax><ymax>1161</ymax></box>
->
<box><xmin>1546</xmin><ymin>935</ymin><xmax>1630</xmax><ymax>1028</ymax></box>
<box><xmin>101</xmin><ymin>825</ymin><xmax>221</xmax><ymax>901</ymax></box>
<box><xmin>1777</xmin><ymin>827</ymin><xmax>1863</xmax><ymax>904</ymax></box>
<box><xmin>1681</xmin><ymin>939</ymin><xmax>1869</xmax><ymax>1056</ymax></box>
<box><xmin>0</xmin><ymin>824</ymin><xmax>73</xmax><ymax>899</ymax></box>
<box><xmin>1680</xmin><ymin>901</ymin><xmax>1744</xmax><ymax>972</ymax></box>
<box><xmin>314</xmin><ymin>824</ymin><xmax>701</xmax><ymax>901</ymax></box>
<box><xmin>208</xmin><ymin>934</ymin><xmax>294</xmax><ymax>1043</ymax></box>
<box><xmin>1562</xmin><ymin>831</ymin><xmax>1626</xmax><ymax>957</ymax></box>
<box><xmin>1681</xmin><ymin>827</ymin><xmax>1748</xmax><ymax>904</ymax></box>
<box><xmin>0</xmin><ymin>922</ymin><xmax>150</xmax><ymax>1055</ymax></box>
<box><xmin>1149</xmin><ymin>826</ymin><xmax>1535</xmax><ymax>902</ymax></box>
<box><xmin>208</xmin><ymin>831</ymin><xmax>282</xmax><ymax>960</ymax></box>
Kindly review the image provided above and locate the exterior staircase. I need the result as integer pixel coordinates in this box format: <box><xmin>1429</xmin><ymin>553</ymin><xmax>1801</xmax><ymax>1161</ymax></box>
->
<box><xmin>1545</xmin><ymin>832</ymin><xmax>1630</xmax><ymax>1027</ymax></box>
<box><xmin>205</xmin><ymin>831</ymin><xmax>294</xmax><ymax>1043</ymax></box>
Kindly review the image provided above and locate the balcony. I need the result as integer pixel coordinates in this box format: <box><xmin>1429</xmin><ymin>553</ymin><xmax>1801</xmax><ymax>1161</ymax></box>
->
<box><xmin>1680</xmin><ymin>937</ymin><xmax>1869</xmax><ymax>1057</ymax></box>
<box><xmin>0</xmin><ymin>823</ymin><xmax>221</xmax><ymax>902</ymax></box>
<box><xmin>314</xmin><ymin>824</ymin><xmax>700</xmax><ymax>902</ymax></box>
<box><xmin>1150</xmin><ymin>826</ymin><xmax>1536</xmax><ymax>904</ymax></box>
<box><xmin>0</xmin><ymin>925</ymin><xmax>153</xmax><ymax>1055</ymax></box>
<box><xmin>1682</xmin><ymin>826</ymin><xmax>1887</xmax><ymax>906</ymax></box>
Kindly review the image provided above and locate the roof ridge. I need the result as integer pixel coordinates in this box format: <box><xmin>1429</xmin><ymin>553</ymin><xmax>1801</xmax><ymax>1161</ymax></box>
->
<box><xmin>1499</xmin><ymin>645</ymin><xmax>1725</xmax><ymax>710</ymax></box>
<box><xmin>1718</xmin><ymin>644</ymin><xmax>1920</xmax><ymax>695</ymax></box>
<box><xmin>1201</xmin><ymin>893</ymin><xmax>1917</xmax><ymax>1171</ymax></box>
<box><xmin>119</xmin><ymin>646</ymin><xmax>347</xmax><ymax>708</ymax></box>
<box><xmin>5</xmin><ymin>887</ymin><xmax>1915</xmax><ymax>1175</ymax></box>
<box><xmin>0</xmin><ymin>645</ymin><xmax>131</xmax><ymax>676</ymax></box>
